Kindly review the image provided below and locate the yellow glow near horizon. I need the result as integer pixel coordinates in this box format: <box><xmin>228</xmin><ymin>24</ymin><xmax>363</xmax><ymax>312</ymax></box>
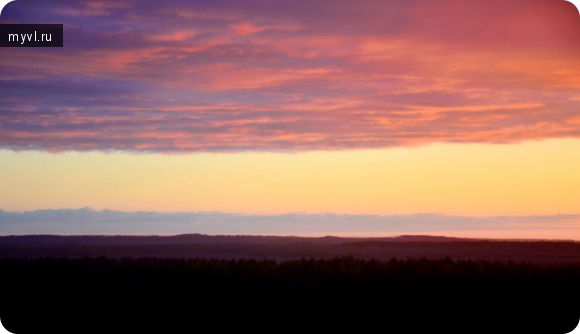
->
<box><xmin>1</xmin><ymin>138</ymin><xmax>580</xmax><ymax>216</ymax></box>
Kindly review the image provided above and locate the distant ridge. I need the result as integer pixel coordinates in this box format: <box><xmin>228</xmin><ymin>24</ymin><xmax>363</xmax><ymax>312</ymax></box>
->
<box><xmin>0</xmin><ymin>233</ymin><xmax>569</xmax><ymax>247</ymax></box>
<box><xmin>393</xmin><ymin>235</ymin><xmax>465</xmax><ymax>242</ymax></box>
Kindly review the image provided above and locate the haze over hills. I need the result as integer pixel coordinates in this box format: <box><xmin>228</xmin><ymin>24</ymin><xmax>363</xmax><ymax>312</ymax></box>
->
<box><xmin>3</xmin><ymin>209</ymin><xmax>578</xmax><ymax>263</ymax></box>
<box><xmin>1</xmin><ymin>208</ymin><xmax>579</xmax><ymax>239</ymax></box>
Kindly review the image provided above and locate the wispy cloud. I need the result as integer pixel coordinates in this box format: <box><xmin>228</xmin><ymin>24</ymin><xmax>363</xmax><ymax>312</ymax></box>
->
<box><xmin>2</xmin><ymin>0</ymin><xmax>580</xmax><ymax>152</ymax></box>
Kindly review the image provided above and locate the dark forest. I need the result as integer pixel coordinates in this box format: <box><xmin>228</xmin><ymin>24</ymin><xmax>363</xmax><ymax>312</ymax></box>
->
<box><xmin>2</xmin><ymin>236</ymin><xmax>580</xmax><ymax>333</ymax></box>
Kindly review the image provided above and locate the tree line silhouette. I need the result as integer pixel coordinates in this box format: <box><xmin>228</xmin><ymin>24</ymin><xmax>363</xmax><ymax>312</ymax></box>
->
<box><xmin>2</xmin><ymin>256</ymin><xmax>579</xmax><ymax>332</ymax></box>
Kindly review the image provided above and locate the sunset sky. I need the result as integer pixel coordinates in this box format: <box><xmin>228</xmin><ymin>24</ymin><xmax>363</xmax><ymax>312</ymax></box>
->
<box><xmin>1</xmin><ymin>0</ymin><xmax>580</xmax><ymax>238</ymax></box>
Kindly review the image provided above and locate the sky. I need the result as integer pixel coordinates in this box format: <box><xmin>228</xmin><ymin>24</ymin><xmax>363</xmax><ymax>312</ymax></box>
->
<box><xmin>1</xmin><ymin>0</ymin><xmax>580</xmax><ymax>238</ymax></box>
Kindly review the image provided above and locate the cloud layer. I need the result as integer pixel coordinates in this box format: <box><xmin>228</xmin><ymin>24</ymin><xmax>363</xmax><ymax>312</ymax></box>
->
<box><xmin>1</xmin><ymin>0</ymin><xmax>580</xmax><ymax>152</ymax></box>
<box><xmin>1</xmin><ymin>208</ymin><xmax>579</xmax><ymax>236</ymax></box>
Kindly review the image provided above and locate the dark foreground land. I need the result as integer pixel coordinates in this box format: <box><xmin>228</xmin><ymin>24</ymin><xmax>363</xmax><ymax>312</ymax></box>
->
<box><xmin>2</xmin><ymin>234</ymin><xmax>580</xmax><ymax>264</ymax></box>
<box><xmin>1</xmin><ymin>235</ymin><xmax>580</xmax><ymax>332</ymax></box>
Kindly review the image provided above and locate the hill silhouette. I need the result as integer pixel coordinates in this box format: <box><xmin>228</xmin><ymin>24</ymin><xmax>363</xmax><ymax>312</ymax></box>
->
<box><xmin>1</xmin><ymin>234</ymin><xmax>579</xmax><ymax>264</ymax></box>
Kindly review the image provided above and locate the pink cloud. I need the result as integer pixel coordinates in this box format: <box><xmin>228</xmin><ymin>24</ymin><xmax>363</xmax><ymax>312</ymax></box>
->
<box><xmin>1</xmin><ymin>0</ymin><xmax>580</xmax><ymax>152</ymax></box>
